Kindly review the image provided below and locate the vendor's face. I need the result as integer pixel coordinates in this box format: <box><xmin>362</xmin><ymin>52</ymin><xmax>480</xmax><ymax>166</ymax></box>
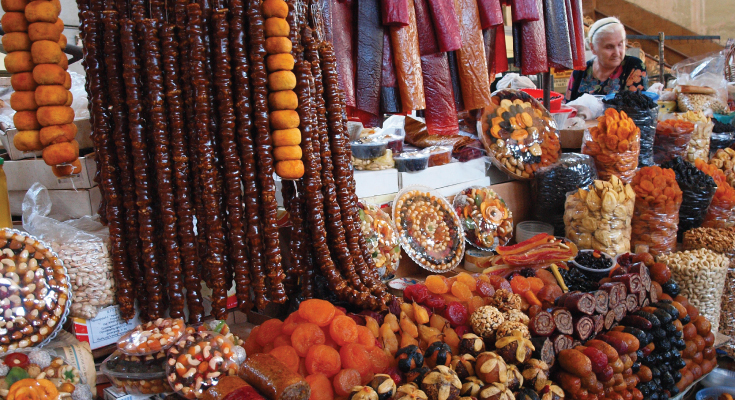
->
<box><xmin>592</xmin><ymin>28</ymin><xmax>626</xmax><ymax>69</ymax></box>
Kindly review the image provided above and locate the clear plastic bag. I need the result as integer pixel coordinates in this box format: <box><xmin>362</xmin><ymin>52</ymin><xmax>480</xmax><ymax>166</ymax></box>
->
<box><xmin>563</xmin><ymin>175</ymin><xmax>635</xmax><ymax>257</ymax></box>
<box><xmin>604</xmin><ymin>104</ymin><xmax>657</xmax><ymax>166</ymax></box>
<box><xmin>630</xmin><ymin>175</ymin><xmax>682</xmax><ymax>256</ymax></box>
<box><xmin>709</xmin><ymin>132</ymin><xmax>735</xmax><ymax>158</ymax></box>
<box><xmin>166</xmin><ymin>332</ymin><xmax>240</xmax><ymax>399</ymax></box>
<box><xmin>673</xmin><ymin>50</ymin><xmax>730</xmax><ymax>106</ymax></box>
<box><xmin>531</xmin><ymin>153</ymin><xmax>598</xmax><ymax>236</ymax></box>
<box><xmin>357</xmin><ymin>203</ymin><xmax>401</xmax><ymax>278</ymax></box>
<box><xmin>694</xmin><ymin>159</ymin><xmax>735</xmax><ymax>229</ymax></box>
<box><xmin>21</xmin><ymin>183</ymin><xmax>115</xmax><ymax>319</ymax></box>
<box><xmin>101</xmin><ymin>350</ymin><xmax>168</xmax><ymax>395</ymax></box>
<box><xmin>116</xmin><ymin>318</ymin><xmax>186</xmax><ymax>356</ymax></box>
<box><xmin>653</xmin><ymin>119</ymin><xmax>695</xmax><ymax>164</ymax></box>
<box><xmin>687</xmin><ymin>120</ymin><xmax>715</xmax><ymax>162</ymax></box>
<box><xmin>581</xmin><ymin>125</ymin><xmax>640</xmax><ymax>184</ymax></box>
<box><xmin>677</xmin><ymin>92</ymin><xmax>729</xmax><ymax>115</ymax></box>
<box><xmin>661</xmin><ymin>157</ymin><xmax>717</xmax><ymax>236</ymax></box>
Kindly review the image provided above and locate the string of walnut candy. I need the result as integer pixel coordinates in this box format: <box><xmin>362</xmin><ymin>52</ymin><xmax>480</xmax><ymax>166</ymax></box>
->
<box><xmin>72</xmin><ymin>0</ymin><xmax>393</xmax><ymax>322</ymax></box>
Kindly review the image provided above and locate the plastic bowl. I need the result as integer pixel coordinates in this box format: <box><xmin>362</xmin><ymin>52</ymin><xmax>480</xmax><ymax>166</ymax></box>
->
<box><xmin>551</xmin><ymin>106</ymin><xmax>575</xmax><ymax>129</ymax></box>
<box><xmin>696</xmin><ymin>387</ymin><xmax>735</xmax><ymax>400</ymax></box>
<box><xmin>521</xmin><ymin>88</ymin><xmax>563</xmax><ymax>112</ymax></box>
<box><xmin>351</xmin><ymin>140</ymin><xmax>388</xmax><ymax>160</ymax></box>
<box><xmin>515</xmin><ymin>221</ymin><xmax>554</xmax><ymax>244</ymax></box>
<box><xmin>394</xmin><ymin>152</ymin><xmax>430</xmax><ymax>172</ymax></box>
<box><xmin>570</xmin><ymin>249</ymin><xmax>615</xmax><ymax>280</ymax></box>
<box><xmin>702</xmin><ymin>369</ymin><xmax>735</xmax><ymax>388</ymax></box>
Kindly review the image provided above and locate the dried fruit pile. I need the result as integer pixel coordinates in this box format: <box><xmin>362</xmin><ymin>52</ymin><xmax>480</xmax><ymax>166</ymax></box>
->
<box><xmin>708</xmin><ymin>148</ymin><xmax>735</xmax><ymax>188</ymax></box>
<box><xmin>660</xmin><ymin>157</ymin><xmax>716</xmax><ymax>235</ymax></box>
<box><xmin>582</xmin><ymin>109</ymin><xmax>641</xmax><ymax>184</ymax></box>
<box><xmin>453</xmin><ymin>187</ymin><xmax>513</xmax><ymax>251</ymax></box>
<box><xmin>630</xmin><ymin>167</ymin><xmax>682</xmax><ymax>256</ymax></box>
<box><xmin>653</xmin><ymin>119</ymin><xmax>695</xmax><ymax>164</ymax></box>
<box><xmin>694</xmin><ymin>159</ymin><xmax>735</xmax><ymax>229</ymax></box>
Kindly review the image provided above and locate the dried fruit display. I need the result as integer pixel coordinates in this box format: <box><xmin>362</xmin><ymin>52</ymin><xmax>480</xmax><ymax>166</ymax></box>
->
<box><xmin>708</xmin><ymin>148</ymin><xmax>735</xmax><ymax>188</ymax></box>
<box><xmin>694</xmin><ymin>159</ymin><xmax>735</xmax><ymax>228</ymax></box>
<box><xmin>564</xmin><ymin>176</ymin><xmax>635</xmax><ymax>256</ymax></box>
<box><xmin>479</xmin><ymin>89</ymin><xmax>561</xmax><ymax>180</ymax></box>
<box><xmin>630</xmin><ymin>167</ymin><xmax>683</xmax><ymax>256</ymax></box>
<box><xmin>675</xmin><ymin>111</ymin><xmax>713</xmax><ymax>163</ymax></box>
<box><xmin>582</xmin><ymin>108</ymin><xmax>641</xmax><ymax>184</ymax></box>
<box><xmin>357</xmin><ymin>203</ymin><xmax>401</xmax><ymax>278</ymax></box>
<box><xmin>393</xmin><ymin>187</ymin><xmax>465</xmax><ymax>272</ymax></box>
<box><xmin>452</xmin><ymin>187</ymin><xmax>513</xmax><ymax>251</ymax></box>
<box><xmin>652</xmin><ymin>119</ymin><xmax>695</xmax><ymax>164</ymax></box>
<box><xmin>117</xmin><ymin>318</ymin><xmax>185</xmax><ymax>355</ymax></box>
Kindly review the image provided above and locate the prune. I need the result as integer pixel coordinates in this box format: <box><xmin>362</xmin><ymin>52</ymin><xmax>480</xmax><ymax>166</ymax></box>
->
<box><xmin>632</xmin><ymin>361</ymin><xmax>641</xmax><ymax>373</ymax></box>
<box><xmin>661</xmin><ymin>280</ymin><xmax>680</xmax><ymax>297</ymax></box>
<box><xmin>652</xmin><ymin>329</ymin><xmax>667</xmax><ymax>340</ymax></box>
<box><xmin>623</xmin><ymin>327</ymin><xmax>648</xmax><ymax>346</ymax></box>
<box><xmin>672</xmin><ymin>371</ymin><xmax>681</xmax><ymax>382</ymax></box>
<box><xmin>652</xmin><ymin>310</ymin><xmax>673</xmax><ymax>325</ymax></box>
<box><xmin>650</xmin><ymin>368</ymin><xmax>661</xmax><ymax>379</ymax></box>
<box><xmin>656</xmin><ymin>340</ymin><xmax>671</xmax><ymax>352</ymax></box>
<box><xmin>670</xmin><ymin>386</ymin><xmax>680</xmax><ymax>396</ymax></box>
<box><xmin>661</xmin><ymin>157</ymin><xmax>717</xmax><ymax>235</ymax></box>
<box><xmin>634</xmin><ymin>311</ymin><xmax>661</xmax><ymax>328</ymax></box>
<box><xmin>681</xmin><ymin>315</ymin><xmax>691</xmax><ymax>325</ymax></box>
<box><xmin>673</xmin><ymin>358</ymin><xmax>686</xmax><ymax>370</ymax></box>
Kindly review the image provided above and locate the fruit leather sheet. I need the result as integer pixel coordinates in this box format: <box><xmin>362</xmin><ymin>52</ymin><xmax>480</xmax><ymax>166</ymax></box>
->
<box><xmin>415</xmin><ymin>0</ymin><xmax>459</xmax><ymax>135</ymax></box>
<box><xmin>454</xmin><ymin>0</ymin><xmax>493</xmax><ymax>110</ymax></box>
<box><xmin>447</xmin><ymin>52</ymin><xmax>465</xmax><ymax>111</ymax></box>
<box><xmin>543</xmin><ymin>0</ymin><xmax>573</xmax><ymax>70</ymax></box>
<box><xmin>426</xmin><ymin>0</ymin><xmax>463</xmax><ymax>52</ymax></box>
<box><xmin>380</xmin><ymin>31</ymin><xmax>401</xmax><ymax>113</ymax></box>
<box><xmin>356</xmin><ymin>0</ymin><xmax>384</xmax><ymax>118</ymax></box>
<box><xmin>511</xmin><ymin>0</ymin><xmax>540</xmax><ymax>22</ymax></box>
<box><xmin>332</xmin><ymin>0</ymin><xmax>356</xmax><ymax>107</ymax></box>
<box><xmin>382</xmin><ymin>0</ymin><xmax>410</xmax><ymax>25</ymax></box>
<box><xmin>520</xmin><ymin>0</ymin><xmax>548</xmax><ymax>75</ymax></box>
<box><xmin>513</xmin><ymin>23</ymin><xmax>522</xmax><ymax>68</ymax></box>
<box><xmin>478</xmin><ymin>0</ymin><xmax>504</xmax><ymax>29</ymax></box>
<box><xmin>564</xmin><ymin>0</ymin><xmax>577</xmax><ymax>67</ymax></box>
<box><xmin>389</xmin><ymin>0</ymin><xmax>426</xmax><ymax>112</ymax></box>
<box><xmin>569</xmin><ymin>0</ymin><xmax>586</xmax><ymax>69</ymax></box>
<box><xmin>495</xmin><ymin>24</ymin><xmax>509</xmax><ymax>74</ymax></box>
<box><xmin>484</xmin><ymin>28</ymin><xmax>497</xmax><ymax>79</ymax></box>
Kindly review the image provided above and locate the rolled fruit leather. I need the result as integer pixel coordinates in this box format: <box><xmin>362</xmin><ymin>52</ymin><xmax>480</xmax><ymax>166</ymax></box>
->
<box><xmin>512</xmin><ymin>22</ymin><xmax>522</xmax><ymax>68</ymax></box>
<box><xmin>520</xmin><ymin>0</ymin><xmax>548</xmax><ymax>75</ymax></box>
<box><xmin>447</xmin><ymin>51</ymin><xmax>465</xmax><ymax>111</ymax></box>
<box><xmin>511</xmin><ymin>0</ymin><xmax>540</xmax><ymax>22</ymax></box>
<box><xmin>454</xmin><ymin>0</ymin><xmax>493</xmax><ymax>110</ymax></box>
<box><xmin>563</xmin><ymin>0</ymin><xmax>578</xmax><ymax>69</ymax></box>
<box><xmin>331</xmin><ymin>0</ymin><xmax>356</xmax><ymax>107</ymax></box>
<box><xmin>426</xmin><ymin>0</ymin><xmax>463</xmax><ymax>52</ymax></box>
<box><xmin>356</xmin><ymin>0</ymin><xmax>384</xmax><ymax>119</ymax></box>
<box><xmin>495</xmin><ymin>24</ymin><xmax>509</xmax><ymax>74</ymax></box>
<box><xmin>389</xmin><ymin>0</ymin><xmax>426</xmax><ymax>113</ymax></box>
<box><xmin>484</xmin><ymin>27</ymin><xmax>497</xmax><ymax>80</ymax></box>
<box><xmin>382</xmin><ymin>0</ymin><xmax>409</xmax><ymax>26</ymax></box>
<box><xmin>477</xmin><ymin>0</ymin><xmax>503</xmax><ymax>29</ymax></box>
<box><xmin>380</xmin><ymin>31</ymin><xmax>401</xmax><ymax>113</ymax></box>
<box><xmin>414</xmin><ymin>0</ymin><xmax>459</xmax><ymax>136</ymax></box>
<box><xmin>543</xmin><ymin>0</ymin><xmax>573</xmax><ymax>70</ymax></box>
<box><xmin>569</xmin><ymin>0</ymin><xmax>586</xmax><ymax>69</ymax></box>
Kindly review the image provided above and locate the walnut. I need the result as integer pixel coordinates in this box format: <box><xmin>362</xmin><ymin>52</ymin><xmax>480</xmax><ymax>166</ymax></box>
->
<box><xmin>495</xmin><ymin>330</ymin><xmax>534</xmax><ymax>365</ymax></box>
<box><xmin>502</xmin><ymin>309</ymin><xmax>530</xmax><ymax>325</ymax></box>
<box><xmin>490</xmin><ymin>290</ymin><xmax>521</xmax><ymax>312</ymax></box>
<box><xmin>421</xmin><ymin>366</ymin><xmax>462</xmax><ymax>400</ymax></box>
<box><xmin>369</xmin><ymin>374</ymin><xmax>397</xmax><ymax>400</ymax></box>
<box><xmin>396</xmin><ymin>384</ymin><xmax>428</xmax><ymax>400</ymax></box>
<box><xmin>470</xmin><ymin>306</ymin><xmax>505</xmax><ymax>339</ymax></box>
<box><xmin>495</xmin><ymin>321</ymin><xmax>530</xmax><ymax>340</ymax></box>
<box><xmin>478</xmin><ymin>383</ymin><xmax>513</xmax><ymax>400</ymax></box>
<box><xmin>505</xmin><ymin>364</ymin><xmax>523</xmax><ymax>392</ymax></box>
<box><xmin>460</xmin><ymin>377</ymin><xmax>484</xmax><ymax>397</ymax></box>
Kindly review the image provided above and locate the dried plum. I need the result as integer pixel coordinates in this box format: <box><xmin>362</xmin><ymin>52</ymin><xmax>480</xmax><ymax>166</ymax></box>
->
<box><xmin>661</xmin><ymin>280</ymin><xmax>680</xmax><ymax>297</ymax></box>
<box><xmin>662</xmin><ymin>157</ymin><xmax>716</xmax><ymax>235</ymax></box>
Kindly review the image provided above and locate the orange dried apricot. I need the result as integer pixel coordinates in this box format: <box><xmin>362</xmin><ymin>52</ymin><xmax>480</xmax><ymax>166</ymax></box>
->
<box><xmin>329</xmin><ymin>315</ymin><xmax>359</xmax><ymax>346</ymax></box>
<box><xmin>305</xmin><ymin>344</ymin><xmax>342</xmax><ymax>377</ymax></box>
<box><xmin>425</xmin><ymin>275</ymin><xmax>449</xmax><ymax>294</ymax></box>
<box><xmin>355</xmin><ymin>326</ymin><xmax>376</xmax><ymax>350</ymax></box>
<box><xmin>256</xmin><ymin>319</ymin><xmax>284</xmax><ymax>346</ymax></box>
<box><xmin>299</xmin><ymin>299</ymin><xmax>337</xmax><ymax>327</ymax></box>
<box><xmin>333</xmin><ymin>369</ymin><xmax>361</xmax><ymax>397</ymax></box>
<box><xmin>269</xmin><ymin>345</ymin><xmax>300</xmax><ymax>373</ymax></box>
<box><xmin>451</xmin><ymin>281</ymin><xmax>473</xmax><ymax>301</ymax></box>
<box><xmin>527</xmin><ymin>277</ymin><xmax>545</xmax><ymax>294</ymax></box>
<box><xmin>340</xmin><ymin>343</ymin><xmax>373</xmax><ymax>377</ymax></box>
<box><xmin>468</xmin><ymin>296</ymin><xmax>484</xmax><ymax>314</ymax></box>
<box><xmin>455</xmin><ymin>272</ymin><xmax>477</xmax><ymax>291</ymax></box>
<box><xmin>243</xmin><ymin>326</ymin><xmax>262</xmax><ymax>355</ymax></box>
<box><xmin>510</xmin><ymin>275</ymin><xmax>530</xmax><ymax>294</ymax></box>
<box><xmin>367</xmin><ymin>347</ymin><xmax>393</xmax><ymax>374</ymax></box>
<box><xmin>291</xmin><ymin>323</ymin><xmax>326</xmax><ymax>357</ymax></box>
<box><xmin>322</xmin><ymin>326</ymin><xmax>340</xmax><ymax>350</ymax></box>
<box><xmin>306</xmin><ymin>374</ymin><xmax>334</xmax><ymax>400</ymax></box>
<box><xmin>273</xmin><ymin>334</ymin><xmax>292</xmax><ymax>348</ymax></box>
<box><xmin>283</xmin><ymin>312</ymin><xmax>306</xmax><ymax>335</ymax></box>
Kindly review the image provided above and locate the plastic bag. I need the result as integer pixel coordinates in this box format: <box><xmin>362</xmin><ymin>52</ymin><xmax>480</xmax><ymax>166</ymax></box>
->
<box><xmin>357</xmin><ymin>202</ymin><xmax>401</xmax><ymax>278</ymax></box>
<box><xmin>661</xmin><ymin>157</ymin><xmax>716</xmax><ymax>237</ymax></box>
<box><xmin>165</xmin><ymin>332</ymin><xmax>239</xmax><ymax>399</ymax></box>
<box><xmin>677</xmin><ymin>92</ymin><xmax>729</xmax><ymax>115</ymax></box>
<box><xmin>708</xmin><ymin>148</ymin><xmax>735</xmax><ymax>188</ymax></box>
<box><xmin>566</xmin><ymin>94</ymin><xmax>605</xmax><ymax>119</ymax></box>
<box><xmin>629</xmin><ymin>167</ymin><xmax>682</xmax><ymax>256</ymax></box>
<box><xmin>69</xmin><ymin>72</ymin><xmax>90</xmax><ymax>120</ymax></box>
<box><xmin>693</xmin><ymin>159</ymin><xmax>735</xmax><ymax>229</ymax></box>
<box><xmin>653</xmin><ymin>119</ymin><xmax>695</xmax><ymax>164</ymax></box>
<box><xmin>673</xmin><ymin>50</ymin><xmax>730</xmax><ymax>105</ymax></box>
<box><xmin>604</xmin><ymin>104</ymin><xmax>657</xmax><ymax>167</ymax></box>
<box><xmin>496</xmin><ymin>73</ymin><xmax>536</xmax><ymax>90</ymax></box>
<box><xmin>22</xmin><ymin>183</ymin><xmax>115</xmax><ymax>319</ymax></box>
<box><xmin>563</xmin><ymin>175</ymin><xmax>635</xmax><ymax>257</ymax></box>
<box><xmin>581</xmin><ymin>109</ymin><xmax>640</xmax><ymax>184</ymax></box>
<box><xmin>532</xmin><ymin>153</ymin><xmax>598</xmax><ymax>236</ymax></box>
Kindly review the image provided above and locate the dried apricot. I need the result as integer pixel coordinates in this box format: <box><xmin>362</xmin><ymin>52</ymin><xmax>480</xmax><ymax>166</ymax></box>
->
<box><xmin>468</xmin><ymin>296</ymin><xmax>484</xmax><ymax>314</ymax></box>
<box><xmin>243</xmin><ymin>326</ymin><xmax>262</xmax><ymax>355</ymax></box>
<box><xmin>527</xmin><ymin>277</ymin><xmax>545</xmax><ymax>294</ymax></box>
<box><xmin>367</xmin><ymin>347</ymin><xmax>393</xmax><ymax>374</ymax></box>
<box><xmin>256</xmin><ymin>319</ymin><xmax>284</xmax><ymax>346</ymax></box>
<box><xmin>291</xmin><ymin>323</ymin><xmax>326</xmax><ymax>357</ymax></box>
<box><xmin>356</xmin><ymin>326</ymin><xmax>377</xmax><ymax>350</ymax></box>
<box><xmin>305</xmin><ymin>344</ymin><xmax>342</xmax><ymax>377</ymax></box>
<box><xmin>262</xmin><ymin>343</ymin><xmax>274</xmax><ymax>353</ymax></box>
<box><xmin>451</xmin><ymin>281</ymin><xmax>473</xmax><ymax>301</ymax></box>
<box><xmin>305</xmin><ymin>374</ymin><xmax>334</xmax><ymax>400</ymax></box>
<box><xmin>510</xmin><ymin>275</ymin><xmax>530</xmax><ymax>294</ymax></box>
<box><xmin>333</xmin><ymin>369</ymin><xmax>361</xmax><ymax>397</ymax></box>
<box><xmin>300</xmin><ymin>299</ymin><xmax>337</xmax><ymax>327</ymax></box>
<box><xmin>269</xmin><ymin>345</ymin><xmax>300</xmax><ymax>373</ymax></box>
<box><xmin>425</xmin><ymin>275</ymin><xmax>449</xmax><ymax>294</ymax></box>
<box><xmin>283</xmin><ymin>312</ymin><xmax>306</xmax><ymax>335</ymax></box>
<box><xmin>273</xmin><ymin>334</ymin><xmax>292</xmax><ymax>349</ymax></box>
<box><xmin>485</xmin><ymin>274</ymin><xmax>512</xmax><ymax>291</ymax></box>
<box><xmin>455</xmin><ymin>272</ymin><xmax>477</xmax><ymax>291</ymax></box>
<box><xmin>329</xmin><ymin>315</ymin><xmax>359</xmax><ymax>346</ymax></box>
<box><xmin>340</xmin><ymin>343</ymin><xmax>373</xmax><ymax>377</ymax></box>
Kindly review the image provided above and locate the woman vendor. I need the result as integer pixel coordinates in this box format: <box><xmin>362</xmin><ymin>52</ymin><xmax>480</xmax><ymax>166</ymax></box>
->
<box><xmin>565</xmin><ymin>17</ymin><xmax>648</xmax><ymax>101</ymax></box>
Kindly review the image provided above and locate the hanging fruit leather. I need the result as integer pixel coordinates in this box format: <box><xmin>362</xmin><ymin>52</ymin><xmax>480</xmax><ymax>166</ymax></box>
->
<box><xmin>477</xmin><ymin>0</ymin><xmax>504</xmax><ymax>29</ymax></box>
<box><xmin>382</xmin><ymin>0</ymin><xmax>410</xmax><ymax>26</ymax></box>
<box><xmin>520</xmin><ymin>0</ymin><xmax>548</xmax><ymax>75</ymax></box>
<box><xmin>389</xmin><ymin>0</ymin><xmax>426</xmax><ymax>113</ymax></box>
<box><xmin>426</xmin><ymin>0</ymin><xmax>463</xmax><ymax>52</ymax></box>
<box><xmin>454</xmin><ymin>0</ymin><xmax>493</xmax><ymax>110</ymax></box>
<box><xmin>447</xmin><ymin>52</ymin><xmax>465</xmax><ymax>111</ymax></box>
<box><xmin>356</xmin><ymin>0</ymin><xmax>384</xmax><ymax>119</ymax></box>
<box><xmin>415</xmin><ymin>0</ymin><xmax>459</xmax><ymax>136</ymax></box>
<box><xmin>332</xmin><ymin>0</ymin><xmax>357</xmax><ymax>107</ymax></box>
<box><xmin>512</xmin><ymin>23</ymin><xmax>522</xmax><ymax>68</ymax></box>
<box><xmin>563</xmin><ymin>0</ymin><xmax>577</xmax><ymax>67</ymax></box>
<box><xmin>495</xmin><ymin>24</ymin><xmax>509</xmax><ymax>73</ymax></box>
<box><xmin>320</xmin><ymin>0</ymin><xmax>335</xmax><ymax>43</ymax></box>
<box><xmin>569</xmin><ymin>0</ymin><xmax>586</xmax><ymax>69</ymax></box>
<box><xmin>405</xmin><ymin>115</ymin><xmax>474</xmax><ymax>148</ymax></box>
<box><xmin>380</xmin><ymin>31</ymin><xmax>401</xmax><ymax>113</ymax></box>
<box><xmin>484</xmin><ymin>28</ymin><xmax>497</xmax><ymax>80</ymax></box>
<box><xmin>543</xmin><ymin>0</ymin><xmax>573</xmax><ymax>70</ymax></box>
<box><xmin>511</xmin><ymin>0</ymin><xmax>540</xmax><ymax>22</ymax></box>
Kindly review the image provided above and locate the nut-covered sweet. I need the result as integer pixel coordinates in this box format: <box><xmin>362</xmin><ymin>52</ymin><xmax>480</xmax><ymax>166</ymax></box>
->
<box><xmin>425</xmin><ymin>342</ymin><xmax>452</xmax><ymax>369</ymax></box>
<box><xmin>495</xmin><ymin>330</ymin><xmax>534</xmax><ymax>365</ymax></box>
<box><xmin>470</xmin><ymin>306</ymin><xmax>505</xmax><ymax>339</ymax></box>
<box><xmin>0</xmin><ymin>229</ymin><xmax>70</xmax><ymax>353</ymax></box>
<box><xmin>406</xmin><ymin>367</ymin><xmax>431</xmax><ymax>386</ymax></box>
<box><xmin>368</xmin><ymin>374</ymin><xmax>397</xmax><ymax>400</ymax></box>
<box><xmin>505</xmin><ymin>364</ymin><xmax>523</xmax><ymax>391</ymax></box>
<box><xmin>166</xmin><ymin>332</ymin><xmax>239</xmax><ymax>399</ymax></box>
<box><xmin>118</xmin><ymin>318</ymin><xmax>185</xmax><ymax>355</ymax></box>
<box><xmin>478</xmin><ymin>382</ymin><xmax>513</xmax><ymax>400</ymax></box>
<box><xmin>502</xmin><ymin>309</ymin><xmax>530</xmax><ymax>325</ymax></box>
<box><xmin>458</xmin><ymin>333</ymin><xmax>485</xmax><ymax>357</ymax></box>
<box><xmin>475</xmin><ymin>352</ymin><xmax>507</xmax><ymax>385</ymax></box>
<box><xmin>460</xmin><ymin>377</ymin><xmax>484</xmax><ymax>397</ymax></box>
<box><xmin>489</xmin><ymin>290</ymin><xmax>522</xmax><ymax>312</ymax></box>
<box><xmin>396</xmin><ymin>384</ymin><xmax>429</xmax><ymax>400</ymax></box>
<box><xmin>397</xmin><ymin>345</ymin><xmax>425</xmax><ymax>372</ymax></box>
<box><xmin>420</xmin><ymin>366</ymin><xmax>462</xmax><ymax>400</ymax></box>
<box><xmin>495</xmin><ymin>321</ymin><xmax>530</xmax><ymax>340</ymax></box>
<box><xmin>449</xmin><ymin>354</ymin><xmax>475</xmax><ymax>381</ymax></box>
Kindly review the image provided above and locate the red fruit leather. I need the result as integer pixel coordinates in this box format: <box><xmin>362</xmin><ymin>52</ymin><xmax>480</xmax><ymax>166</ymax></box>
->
<box><xmin>413</xmin><ymin>0</ymin><xmax>440</xmax><ymax>55</ymax></box>
<box><xmin>356</xmin><ymin>0</ymin><xmax>385</xmax><ymax>118</ymax></box>
<box><xmin>477</xmin><ymin>0</ymin><xmax>504</xmax><ymax>29</ymax></box>
<box><xmin>520</xmin><ymin>0</ymin><xmax>548</xmax><ymax>75</ymax></box>
<box><xmin>511</xmin><ymin>0</ymin><xmax>540</xmax><ymax>22</ymax></box>
<box><xmin>484</xmin><ymin>28</ymin><xmax>497</xmax><ymax>80</ymax></box>
<box><xmin>421</xmin><ymin>54</ymin><xmax>460</xmax><ymax>136</ymax></box>
<box><xmin>494</xmin><ymin>24</ymin><xmax>509</xmax><ymax>74</ymax></box>
<box><xmin>332</xmin><ymin>0</ymin><xmax>357</xmax><ymax>107</ymax></box>
<box><xmin>454</xmin><ymin>0</ymin><xmax>493</xmax><ymax>110</ymax></box>
<box><xmin>380</xmin><ymin>31</ymin><xmax>401</xmax><ymax>113</ymax></box>
<box><xmin>389</xmin><ymin>0</ymin><xmax>426</xmax><ymax>112</ymax></box>
<box><xmin>544</xmin><ymin>0</ymin><xmax>573</xmax><ymax>70</ymax></box>
<box><xmin>564</xmin><ymin>0</ymin><xmax>577</xmax><ymax>68</ymax></box>
<box><xmin>570</xmin><ymin>0</ymin><xmax>586</xmax><ymax>70</ymax></box>
<box><xmin>447</xmin><ymin>51</ymin><xmax>465</xmax><ymax>111</ymax></box>
<box><xmin>426</xmin><ymin>0</ymin><xmax>463</xmax><ymax>52</ymax></box>
<box><xmin>382</xmin><ymin>0</ymin><xmax>410</xmax><ymax>26</ymax></box>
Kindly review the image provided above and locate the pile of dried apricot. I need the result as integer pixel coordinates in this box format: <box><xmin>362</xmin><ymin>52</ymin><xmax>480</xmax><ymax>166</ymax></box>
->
<box><xmin>695</xmin><ymin>159</ymin><xmax>735</xmax><ymax>228</ymax></box>
<box><xmin>630</xmin><ymin>166</ymin><xmax>683</xmax><ymax>255</ymax></box>
<box><xmin>582</xmin><ymin>108</ymin><xmax>641</xmax><ymax>183</ymax></box>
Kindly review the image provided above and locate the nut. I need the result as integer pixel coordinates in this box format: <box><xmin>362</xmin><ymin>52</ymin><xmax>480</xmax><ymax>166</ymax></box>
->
<box><xmin>51</xmin><ymin>240</ymin><xmax>114</xmax><ymax>319</ymax></box>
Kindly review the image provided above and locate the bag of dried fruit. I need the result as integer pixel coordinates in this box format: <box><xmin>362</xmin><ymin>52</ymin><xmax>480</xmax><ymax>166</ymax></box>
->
<box><xmin>672</xmin><ymin>111</ymin><xmax>714</xmax><ymax>162</ymax></box>
<box><xmin>661</xmin><ymin>157</ymin><xmax>717</xmax><ymax>238</ymax></box>
<box><xmin>653</xmin><ymin>119</ymin><xmax>695</xmax><ymax>164</ymax></box>
<box><xmin>21</xmin><ymin>183</ymin><xmax>115</xmax><ymax>319</ymax></box>
<box><xmin>582</xmin><ymin>108</ymin><xmax>640</xmax><ymax>184</ymax></box>
<box><xmin>630</xmin><ymin>167</ymin><xmax>683</xmax><ymax>256</ymax></box>
<box><xmin>695</xmin><ymin>159</ymin><xmax>735</xmax><ymax>229</ymax></box>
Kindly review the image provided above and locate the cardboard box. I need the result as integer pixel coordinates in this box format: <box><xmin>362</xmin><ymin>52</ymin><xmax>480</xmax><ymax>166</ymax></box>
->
<box><xmin>4</xmin><ymin>152</ymin><xmax>98</xmax><ymax>191</ymax></box>
<box><xmin>399</xmin><ymin>158</ymin><xmax>487</xmax><ymax>189</ymax></box>
<box><xmin>1</xmin><ymin>118</ymin><xmax>93</xmax><ymax>160</ymax></box>
<box><xmin>72</xmin><ymin>305</ymin><xmax>141</xmax><ymax>350</ymax></box>
<box><xmin>9</xmin><ymin>186</ymin><xmax>101</xmax><ymax>219</ymax></box>
<box><xmin>560</xmin><ymin>128</ymin><xmax>585</xmax><ymax>149</ymax></box>
<box><xmin>354</xmin><ymin>168</ymin><xmax>399</xmax><ymax>198</ymax></box>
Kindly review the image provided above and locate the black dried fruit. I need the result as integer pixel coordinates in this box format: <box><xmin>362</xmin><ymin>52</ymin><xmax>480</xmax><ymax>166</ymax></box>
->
<box><xmin>661</xmin><ymin>280</ymin><xmax>680</xmax><ymax>297</ymax></box>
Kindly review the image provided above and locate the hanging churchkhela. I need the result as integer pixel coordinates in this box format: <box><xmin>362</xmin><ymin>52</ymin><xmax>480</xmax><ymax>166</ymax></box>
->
<box><xmin>74</xmin><ymin>0</ymin><xmax>392</xmax><ymax>321</ymax></box>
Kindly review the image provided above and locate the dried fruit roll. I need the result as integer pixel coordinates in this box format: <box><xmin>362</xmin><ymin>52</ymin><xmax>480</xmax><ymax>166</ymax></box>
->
<box><xmin>625</xmin><ymin>294</ymin><xmax>639</xmax><ymax>313</ymax></box>
<box><xmin>160</xmin><ymin>23</ymin><xmax>205</xmax><ymax>323</ymax></box>
<box><xmin>604</xmin><ymin>310</ymin><xmax>616</xmax><ymax>330</ymax></box>
<box><xmin>551</xmin><ymin>308</ymin><xmax>573</xmax><ymax>335</ymax></box>
<box><xmin>592</xmin><ymin>314</ymin><xmax>604</xmax><ymax>334</ymax></box>
<box><xmin>611</xmin><ymin>273</ymin><xmax>642</xmax><ymax>294</ymax></box>
<box><xmin>613</xmin><ymin>303</ymin><xmax>626</xmax><ymax>322</ymax></box>
<box><xmin>573</xmin><ymin>315</ymin><xmax>594</xmax><ymax>341</ymax></box>
<box><xmin>247</xmin><ymin>0</ymin><xmax>288</xmax><ymax>304</ymax></box>
<box><xmin>599</xmin><ymin>282</ymin><xmax>626</xmax><ymax>307</ymax></box>
<box><xmin>594</xmin><ymin>290</ymin><xmax>609</xmax><ymax>314</ymax></box>
<box><xmin>101</xmin><ymin>10</ymin><xmax>145</xmax><ymax>321</ymax></box>
<box><xmin>628</xmin><ymin>263</ymin><xmax>652</xmax><ymax>292</ymax></box>
<box><xmin>529</xmin><ymin>310</ymin><xmax>556</xmax><ymax>337</ymax></box>
<box><xmin>531</xmin><ymin>337</ymin><xmax>555</xmax><ymax>367</ymax></box>
<box><xmin>229</xmin><ymin>0</ymin><xmax>263</xmax><ymax>311</ymax></box>
<box><xmin>552</xmin><ymin>334</ymin><xmax>573</xmax><ymax>353</ymax></box>
<box><xmin>187</xmin><ymin>4</ymin><xmax>229</xmax><ymax>318</ymax></box>
<box><xmin>120</xmin><ymin>19</ymin><xmax>165</xmax><ymax>319</ymax></box>
<box><xmin>262</xmin><ymin>0</ymin><xmax>303</xmax><ymax>179</ymax></box>
<box><xmin>564</xmin><ymin>292</ymin><xmax>595</xmax><ymax>315</ymax></box>
<box><xmin>139</xmin><ymin>19</ymin><xmax>185</xmax><ymax>319</ymax></box>
<box><xmin>239</xmin><ymin>354</ymin><xmax>310</xmax><ymax>400</ymax></box>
